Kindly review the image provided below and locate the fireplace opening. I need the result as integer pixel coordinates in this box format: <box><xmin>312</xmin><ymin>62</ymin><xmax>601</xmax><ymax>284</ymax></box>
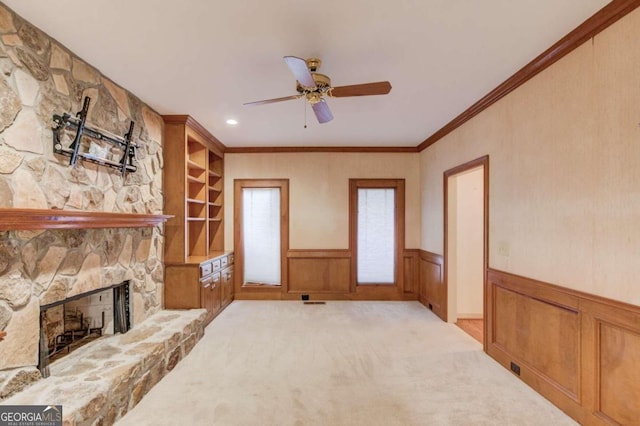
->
<box><xmin>38</xmin><ymin>281</ymin><xmax>131</xmax><ymax>377</ymax></box>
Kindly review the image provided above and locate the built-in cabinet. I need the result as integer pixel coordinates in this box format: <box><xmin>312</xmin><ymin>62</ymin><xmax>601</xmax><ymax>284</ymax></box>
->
<box><xmin>162</xmin><ymin>115</ymin><xmax>233</xmax><ymax>325</ymax></box>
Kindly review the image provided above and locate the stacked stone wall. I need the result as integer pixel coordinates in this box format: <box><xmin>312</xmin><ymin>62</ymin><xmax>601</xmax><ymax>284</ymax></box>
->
<box><xmin>0</xmin><ymin>2</ymin><xmax>165</xmax><ymax>398</ymax></box>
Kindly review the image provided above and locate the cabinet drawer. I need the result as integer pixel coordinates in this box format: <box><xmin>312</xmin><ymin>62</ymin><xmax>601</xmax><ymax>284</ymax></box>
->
<box><xmin>227</xmin><ymin>254</ymin><xmax>234</xmax><ymax>265</ymax></box>
<box><xmin>221</xmin><ymin>265</ymin><xmax>233</xmax><ymax>281</ymax></box>
<box><xmin>212</xmin><ymin>259</ymin><xmax>222</xmax><ymax>272</ymax></box>
<box><xmin>221</xmin><ymin>256</ymin><xmax>228</xmax><ymax>268</ymax></box>
<box><xmin>200</xmin><ymin>262</ymin><xmax>212</xmax><ymax>277</ymax></box>
<box><xmin>201</xmin><ymin>272</ymin><xmax>220</xmax><ymax>287</ymax></box>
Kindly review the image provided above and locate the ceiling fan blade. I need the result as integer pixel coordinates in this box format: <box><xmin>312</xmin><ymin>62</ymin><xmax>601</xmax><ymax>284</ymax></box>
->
<box><xmin>311</xmin><ymin>100</ymin><xmax>333</xmax><ymax>124</ymax></box>
<box><xmin>330</xmin><ymin>81</ymin><xmax>392</xmax><ymax>97</ymax></box>
<box><xmin>283</xmin><ymin>56</ymin><xmax>316</xmax><ymax>88</ymax></box>
<box><xmin>243</xmin><ymin>94</ymin><xmax>302</xmax><ymax>107</ymax></box>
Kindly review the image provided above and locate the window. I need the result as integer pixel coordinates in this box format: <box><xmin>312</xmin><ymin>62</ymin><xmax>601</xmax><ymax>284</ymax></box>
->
<box><xmin>357</xmin><ymin>188</ymin><xmax>396</xmax><ymax>283</ymax></box>
<box><xmin>234</xmin><ymin>180</ymin><xmax>289</xmax><ymax>288</ymax></box>
<box><xmin>242</xmin><ymin>188</ymin><xmax>281</xmax><ymax>284</ymax></box>
<box><xmin>350</xmin><ymin>179</ymin><xmax>405</xmax><ymax>288</ymax></box>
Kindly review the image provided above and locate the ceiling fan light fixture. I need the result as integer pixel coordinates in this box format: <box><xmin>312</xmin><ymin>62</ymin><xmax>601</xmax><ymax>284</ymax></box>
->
<box><xmin>244</xmin><ymin>55</ymin><xmax>392</xmax><ymax>124</ymax></box>
<box><xmin>306</xmin><ymin>92</ymin><xmax>323</xmax><ymax>104</ymax></box>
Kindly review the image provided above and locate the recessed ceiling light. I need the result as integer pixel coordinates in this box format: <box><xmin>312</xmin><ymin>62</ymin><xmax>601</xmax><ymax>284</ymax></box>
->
<box><xmin>226</xmin><ymin>119</ymin><xmax>238</xmax><ymax>126</ymax></box>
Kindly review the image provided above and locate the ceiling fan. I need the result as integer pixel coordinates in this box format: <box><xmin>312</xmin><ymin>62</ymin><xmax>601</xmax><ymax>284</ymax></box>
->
<box><xmin>243</xmin><ymin>56</ymin><xmax>392</xmax><ymax>124</ymax></box>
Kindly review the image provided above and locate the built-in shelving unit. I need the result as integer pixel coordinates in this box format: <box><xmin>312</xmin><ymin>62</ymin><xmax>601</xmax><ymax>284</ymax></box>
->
<box><xmin>162</xmin><ymin>115</ymin><xmax>233</xmax><ymax>323</ymax></box>
<box><xmin>163</xmin><ymin>115</ymin><xmax>226</xmax><ymax>263</ymax></box>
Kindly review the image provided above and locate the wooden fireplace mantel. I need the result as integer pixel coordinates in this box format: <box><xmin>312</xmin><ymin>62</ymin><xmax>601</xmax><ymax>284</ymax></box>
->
<box><xmin>0</xmin><ymin>208</ymin><xmax>173</xmax><ymax>231</ymax></box>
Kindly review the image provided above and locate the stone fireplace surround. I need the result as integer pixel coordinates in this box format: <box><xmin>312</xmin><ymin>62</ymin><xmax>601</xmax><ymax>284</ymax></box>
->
<box><xmin>0</xmin><ymin>3</ymin><xmax>210</xmax><ymax>422</ymax></box>
<box><xmin>0</xmin><ymin>223</ymin><xmax>208</xmax><ymax>424</ymax></box>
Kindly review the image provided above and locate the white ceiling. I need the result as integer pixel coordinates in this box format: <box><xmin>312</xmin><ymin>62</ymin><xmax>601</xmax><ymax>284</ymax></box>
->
<box><xmin>4</xmin><ymin>0</ymin><xmax>610</xmax><ymax>147</ymax></box>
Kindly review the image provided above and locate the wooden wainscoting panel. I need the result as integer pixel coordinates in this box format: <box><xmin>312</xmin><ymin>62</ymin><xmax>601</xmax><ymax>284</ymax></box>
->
<box><xmin>418</xmin><ymin>251</ymin><xmax>445</xmax><ymax>320</ymax></box>
<box><xmin>597</xmin><ymin>322</ymin><xmax>640</xmax><ymax>425</ymax></box>
<box><xmin>288</xmin><ymin>257</ymin><xmax>351</xmax><ymax>293</ymax></box>
<box><xmin>487</xmin><ymin>268</ymin><xmax>640</xmax><ymax>425</ymax></box>
<box><xmin>403</xmin><ymin>249</ymin><xmax>420</xmax><ymax>296</ymax></box>
<box><xmin>492</xmin><ymin>285</ymin><xmax>580</xmax><ymax>398</ymax></box>
<box><xmin>287</xmin><ymin>250</ymin><xmax>351</xmax><ymax>294</ymax></box>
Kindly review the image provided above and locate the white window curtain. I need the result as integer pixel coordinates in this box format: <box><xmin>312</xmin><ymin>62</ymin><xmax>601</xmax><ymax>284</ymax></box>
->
<box><xmin>242</xmin><ymin>188</ymin><xmax>281</xmax><ymax>285</ymax></box>
<box><xmin>357</xmin><ymin>188</ymin><xmax>395</xmax><ymax>284</ymax></box>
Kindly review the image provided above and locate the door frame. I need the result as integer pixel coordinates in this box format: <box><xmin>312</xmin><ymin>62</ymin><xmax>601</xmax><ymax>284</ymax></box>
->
<box><xmin>349</xmin><ymin>179</ymin><xmax>406</xmax><ymax>298</ymax></box>
<box><xmin>443</xmin><ymin>156</ymin><xmax>489</xmax><ymax>350</ymax></box>
<box><xmin>233</xmin><ymin>179</ymin><xmax>290</xmax><ymax>296</ymax></box>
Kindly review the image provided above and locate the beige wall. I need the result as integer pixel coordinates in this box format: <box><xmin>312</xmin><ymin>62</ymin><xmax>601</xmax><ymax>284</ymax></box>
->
<box><xmin>420</xmin><ymin>8</ymin><xmax>640</xmax><ymax>305</ymax></box>
<box><xmin>225</xmin><ymin>152</ymin><xmax>421</xmax><ymax>250</ymax></box>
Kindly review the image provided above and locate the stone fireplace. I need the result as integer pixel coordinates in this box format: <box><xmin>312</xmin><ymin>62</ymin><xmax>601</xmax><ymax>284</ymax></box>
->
<box><xmin>0</xmin><ymin>226</ymin><xmax>164</xmax><ymax>396</ymax></box>
<box><xmin>0</xmin><ymin>5</ymin><xmax>208</xmax><ymax>423</ymax></box>
<box><xmin>0</xmin><ymin>0</ymin><xmax>167</xmax><ymax>401</ymax></box>
<box><xmin>0</xmin><ymin>226</ymin><xmax>206</xmax><ymax>425</ymax></box>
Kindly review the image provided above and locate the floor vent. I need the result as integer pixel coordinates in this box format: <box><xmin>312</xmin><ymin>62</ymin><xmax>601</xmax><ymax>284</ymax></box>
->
<box><xmin>303</xmin><ymin>301</ymin><xmax>326</xmax><ymax>305</ymax></box>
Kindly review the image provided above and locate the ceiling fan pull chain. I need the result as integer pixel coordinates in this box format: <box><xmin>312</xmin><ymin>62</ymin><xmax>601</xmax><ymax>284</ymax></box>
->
<box><xmin>304</xmin><ymin>100</ymin><xmax>307</xmax><ymax>129</ymax></box>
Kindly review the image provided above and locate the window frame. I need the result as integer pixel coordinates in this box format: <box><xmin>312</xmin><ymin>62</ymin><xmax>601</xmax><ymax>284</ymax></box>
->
<box><xmin>349</xmin><ymin>179</ymin><xmax>405</xmax><ymax>293</ymax></box>
<box><xmin>234</xmin><ymin>179</ymin><xmax>289</xmax><ymax>291</ymax></box>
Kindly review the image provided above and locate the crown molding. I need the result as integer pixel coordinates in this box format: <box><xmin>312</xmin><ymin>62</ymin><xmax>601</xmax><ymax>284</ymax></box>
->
<box><xmin>225</xmin><ymin>146</ymin><xmax>418</xmax><ymax>154</ymax></box>
<box><xmin>417</xmin><ymin>0</ymin><xmax>640</xmax><ymax>152</ymax></box>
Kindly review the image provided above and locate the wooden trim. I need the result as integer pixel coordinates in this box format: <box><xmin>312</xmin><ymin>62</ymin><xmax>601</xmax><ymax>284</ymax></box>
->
<box><xmin>225</xmin><ymin>146</ymin><xmax>418</xmax><ymax>154</ymax></box>
<box><xmin>443</xmin><ymin>156</ymin><xmax>489</xmax><ymax>350</ymax></box>
<box><xmin>418</xmin><ymin>250</ymin><xmax>443</xmax><ymax>264</ymax></box>
<box><xmin>162</xmin><ymin>115</ymin><xmax>226</xmax><ymax>155</ymax></box>
<box><xmin>0</xmin><ymin>208</ymin><xmax>172</xmax><ymax>230</ymax></box>
<box><xmin>486</xmin><ymin>268</ymin><xmax>640</xmax><ymax>425</ymax></box>
<box><xmin>349</xmin><ymin>179</ymin><xmax>406</xmax><ymax>294</ymax></box>
<box><xmin>417</xmin><ymin>0</ymin><xmax>640</xmax><ymax>151</ymax></box>
<box><xmin>488</xmin><ymin>269</ymin><xmax>579</xmax><ymax>313</ymax></box>
<box><xmin>287</xmin><ymin>249</ymin><xmax>351</xmax><ymax>258</ymax></box>
<box><xmin>233</xmin><ymin>179</ymin><xmax>289</xmax><ymax>294</ymax></box>
<box><xmin>488</xmin><ymin>268</ymin><xmax>640</xmax><ymax>315</ymax></box>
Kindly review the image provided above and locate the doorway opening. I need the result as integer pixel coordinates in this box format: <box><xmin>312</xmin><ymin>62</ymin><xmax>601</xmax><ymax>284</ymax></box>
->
<box><xmin>444</xmin><ymin>156</ymin><xmax>488</xmax><ymax>348</ymax></box>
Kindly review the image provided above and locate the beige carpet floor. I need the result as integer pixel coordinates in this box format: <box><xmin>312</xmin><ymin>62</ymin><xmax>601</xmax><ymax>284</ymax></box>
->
<box><xmin>118</xmin><ymin>301</ymin><xmax>576</xmax><ymax>426</ymax></box>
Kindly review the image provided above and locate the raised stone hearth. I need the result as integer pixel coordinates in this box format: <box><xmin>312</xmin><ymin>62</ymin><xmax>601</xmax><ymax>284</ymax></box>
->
<box><xmin>1</xmin><ymin>309</ymin><xmax>206</xmax><ymax>425</ymax></box>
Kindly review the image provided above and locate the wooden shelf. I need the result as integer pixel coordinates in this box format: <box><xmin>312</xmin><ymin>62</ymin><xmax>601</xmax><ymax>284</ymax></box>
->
<box><xmin>163</xmin><ymin>115</ymin><xmax>225</xmax><ymax>264</ymax></box>
<box><xmin>186</xmin><ymin>159</ymin><xmax>205</xmax><ymax>172</ymax></box>
<box><xmin>0</xmin><ymin>208</ymin><xmax>172</xmax><ymax>231</ymax></box>
<box><xmin>209</xmin><ymin>218</ymin><xmax>222</xmax><ymax>222</ymax></box>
